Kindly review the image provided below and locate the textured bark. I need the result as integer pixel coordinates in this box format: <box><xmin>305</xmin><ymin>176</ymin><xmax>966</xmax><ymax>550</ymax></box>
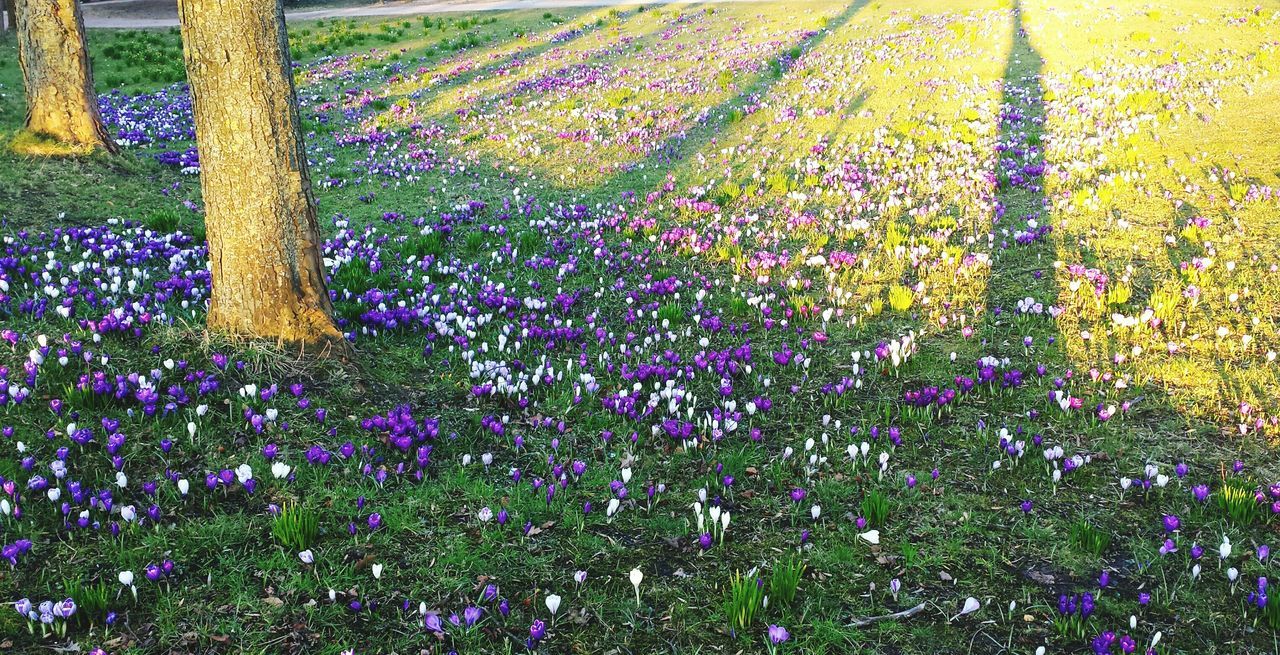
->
<box><xmin>14</xmin><ymin>0</ymin><xmax>117</xmax><ymax>153</ymax></box>
<box><xmin>178</xmin><ymin>0</ymin><xmax>350</xmax><ymax>357</ymax></box>
<box><xmin>3</xmin><ymin>0</ymin><xmax>16</xmax><ymax>32</ymax></box>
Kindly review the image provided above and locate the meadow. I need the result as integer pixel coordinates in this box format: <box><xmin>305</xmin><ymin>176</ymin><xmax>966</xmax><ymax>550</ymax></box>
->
<box><xmin>1</xmin><ymin>1</ymin><xmax>1280</xmax><ymax>653</ymax></box>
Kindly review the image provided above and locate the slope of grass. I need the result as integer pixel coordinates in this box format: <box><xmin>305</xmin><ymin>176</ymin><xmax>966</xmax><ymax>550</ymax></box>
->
<box><xmin>1</xmin><ymin>3</ymin><xmax>1279</xmax><ymax>654</ymax></box>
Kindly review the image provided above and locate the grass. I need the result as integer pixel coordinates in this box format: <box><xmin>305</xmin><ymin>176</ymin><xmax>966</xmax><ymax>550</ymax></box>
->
<box><xmin>1</xmin><ymin>1</ymin><xmax>1279</xmax><ymax>654</ymax></box>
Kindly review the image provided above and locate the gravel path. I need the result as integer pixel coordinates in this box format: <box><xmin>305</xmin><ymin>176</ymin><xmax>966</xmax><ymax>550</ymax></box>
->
<box><xmin>82</xmin><ymin>0</ymin><xmax>769</xmax><ymax>29</ymax></box>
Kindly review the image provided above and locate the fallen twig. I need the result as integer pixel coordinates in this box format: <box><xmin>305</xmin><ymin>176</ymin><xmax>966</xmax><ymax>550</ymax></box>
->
<box><xmin>848</xmin><ymin>602</ymin><xmax>927</xmax><ymax>628</ymax></box>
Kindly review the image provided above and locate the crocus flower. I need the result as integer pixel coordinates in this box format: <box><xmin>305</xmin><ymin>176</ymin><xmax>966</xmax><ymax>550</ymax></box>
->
<box><xmin>424</xmin><ymin>612</ymin><xmax>444</xmax><ymax>635</ymax></box>
<box><xmin>529</xmin><ymin>618</ymin><xmax>547</xmax><ymax>643</ymax></box>
<box><xmin>630</xmin><ymin>568</ymin><xmax>644</xmax><ymax>605</ymax></box>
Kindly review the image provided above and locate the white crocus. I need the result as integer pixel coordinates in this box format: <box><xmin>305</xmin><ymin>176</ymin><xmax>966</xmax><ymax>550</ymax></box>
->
<box><xmin>271</xmin><ymin>461</ymin><xmax>292</xmax><ymax>479</ymax></box>
<box><xmin>957</xmin><ymin>597</ymin><xmax>980</xmax><ymax>619</ymax></box>
<box><xmin>630</xmin><ymin>568</ymin><xmax>644</xmax><ymax>605</ymax></box>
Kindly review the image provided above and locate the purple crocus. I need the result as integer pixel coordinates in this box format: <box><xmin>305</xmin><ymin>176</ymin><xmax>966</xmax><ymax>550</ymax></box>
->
<box><xmin>529</xmin><ymin>618</ymin><xmax>547</xmax><ymax>643</ymax></box>
<box><xmin>424</xmin><ymin>612</ymin><xmax>444</xmax><ymax>635</ymax></box>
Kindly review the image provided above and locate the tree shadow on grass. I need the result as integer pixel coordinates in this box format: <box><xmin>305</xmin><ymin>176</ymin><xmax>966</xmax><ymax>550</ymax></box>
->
<box><xmin>985</xmin><ymin>0</ymin><xmax>1054</xmax><ymax>341</ymax></box>
<box><xmin>374</xmin><ymin>6</ymin><xmax>657</xmax><ymax>105</ymax></box>
<box><xmin>985</xmin><ymin>0</ymin><xmax>1270</xmax><ymax>548</ymax></box>
<box><xmin>591</xmin><ymin>0</ymin><xmax>870</xmax><ymax>198</ymax></box>
<box><xmin>356</xmin><ymin>0</ymin><xmax>869</xmax><ymax>199</ymax></box>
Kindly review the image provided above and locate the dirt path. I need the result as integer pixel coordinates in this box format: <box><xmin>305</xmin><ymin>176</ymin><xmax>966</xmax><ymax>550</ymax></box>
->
<box><xmin>82</xmin><ymin>0</ymin><xmax>769</xmax><ymax>29</ymax></box>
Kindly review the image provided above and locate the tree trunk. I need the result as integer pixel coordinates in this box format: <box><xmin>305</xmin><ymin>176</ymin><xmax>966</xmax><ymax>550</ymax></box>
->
<box><xmin>14</xmin><ymin>0</ymin><xmax>117</xmax><ymax>153</ymax></box>
<box><xmin>3</xmin><ymin>0</ymin><xmax>16</xmax><ymax>32</ymax></box>
<box><xmin>177</xmin><ymin>0</ymin><xmax>350</xmax><ymax>357</ymax></box>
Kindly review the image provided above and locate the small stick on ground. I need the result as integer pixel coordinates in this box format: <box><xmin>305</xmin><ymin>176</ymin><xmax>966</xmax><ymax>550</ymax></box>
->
<box><xmin>848</xmin><ymin>602</ymin><xmax>927</xmax><ymax>628</ymax></box>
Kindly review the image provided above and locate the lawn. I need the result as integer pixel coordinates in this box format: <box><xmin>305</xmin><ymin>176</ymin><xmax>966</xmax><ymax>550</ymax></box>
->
<box><xmin>1</xmin><ymin>1</ymin><xmax>1280</xmax><ymax>653</ymax></box>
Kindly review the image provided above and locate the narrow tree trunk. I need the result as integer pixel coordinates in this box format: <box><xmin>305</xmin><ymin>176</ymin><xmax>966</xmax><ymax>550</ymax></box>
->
<box><xmin>3</xmin><ymin>0</ymin><xmax>17</xmax><ymax>32</ymax></box>
<box><xmin>14</xmin><ymin>0</ymin><xmax>116</xmax><ymax>153</ymax></box>
<box><xmin>177</xmin><ymin>0</ymin><xmax>350</xmax><ymax>357</ymax></box>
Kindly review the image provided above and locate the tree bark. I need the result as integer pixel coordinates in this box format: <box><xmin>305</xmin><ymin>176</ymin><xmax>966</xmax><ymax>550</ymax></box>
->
<box><xmin>3</xmin><ymin>0</ymin><xmax>17</xmax><ymax>32</ymax></box>
<box><xmin>14</xmin><ymin>0</ymin><xmax>117</xmax><ymax>153</ymax></box>
<box><xmin>177</xmin><ymin>0</ymin><xmax>350</xmax><ymax>357</ymax></box>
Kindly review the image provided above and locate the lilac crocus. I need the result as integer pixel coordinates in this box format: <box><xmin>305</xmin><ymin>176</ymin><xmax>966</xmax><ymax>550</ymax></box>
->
<box><xmin>424</xmin><ymin>612</ymin><xmax>444</xmax><ymax>635</ymax></box>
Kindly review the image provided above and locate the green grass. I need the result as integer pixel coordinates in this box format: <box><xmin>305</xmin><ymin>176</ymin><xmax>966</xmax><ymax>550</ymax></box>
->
<box><xmin>2</xmin><ymin>1</ymin><xmax>1280</xmax><ymax>653</ymax></box>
